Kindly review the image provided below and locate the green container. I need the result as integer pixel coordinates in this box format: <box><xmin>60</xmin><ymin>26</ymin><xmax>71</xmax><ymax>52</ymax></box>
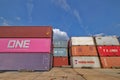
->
<box><xmin>53</xmin><ymin>40</ymin><xmax>68</xmax><ymax>47</ymax></box>
<box><xmin>53</xmin><ymin>48</ymin><xmax>68</xmax><ymax>56</ymax></box>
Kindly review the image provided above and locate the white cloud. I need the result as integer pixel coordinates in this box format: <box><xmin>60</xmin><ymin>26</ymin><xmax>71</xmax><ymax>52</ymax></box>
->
<box><xmin>52</xmin><ymin>0</ymin><xmax>90</xmax><ymax>35</ymax></box>
<box><xmin>0</xmin><ymin>17</ymin><xmax>9</xmax><ymax>26</ymax></box>
<box><xmin>52</xmin><ymin>0</ymin><xmax>71</xmax><ymax>11</ymax></box>
<box><xmin>27</xmin><ymin>0</ymin><xmax>34</xmax><ymax>22</ymax></box>
<box><xmin>73</xmin><ymin>9</ymin><xmax>84</xmax><ymax>28</ymax></box>
<box><xmin>115</xmin><ymin>24</ymin><xmax>120</xmax><ymax>27</ymax></box>
<box><xmin>16</xmin><ymin>17</ymin><xmax>21</xmax><ymax>21</ymax></box>
<box><xmin>94</xmin><ymin>33</ymin><xmax>105</xmax><ymax>36</ymax></box>
<box><xmin>3</xmin><ymin>20</ymin><xmax>9</xmax><ymax>26</ymax></box>
<box><xmin>53</xmin><ymin>28</ymin><xmax>69</xmax><ymax>40</ymax></box>
<box><xmin>0</xmin><ymin>17</ymin><xmax>4</xmax><ymax>20</ymax></box>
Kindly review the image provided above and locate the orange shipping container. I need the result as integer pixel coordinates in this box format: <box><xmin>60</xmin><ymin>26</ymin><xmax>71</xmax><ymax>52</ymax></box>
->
<box><xmin>100</xmin><ymin>57</ymin><xmax>120</xmax><ymax>68</ymax></box>
<box><xmin>70</xmin><ymin>46</ymin><xmax>98</xmax><ymax>56</ymax></box>
<box><xmin>0</xmin><ymin>26</ymin><xmax>52</xmax><ymax>38</ymax></box>
<box><xmin>53</xmin><ymin>57</ymin><xmax>68</xmax><ymax>67</ymax></box>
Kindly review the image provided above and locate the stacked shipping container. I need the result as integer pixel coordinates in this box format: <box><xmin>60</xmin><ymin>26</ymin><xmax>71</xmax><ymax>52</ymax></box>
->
<box><xmin>53</xmin><ymin>40</ymin><xmax>68</xmax><ymax>67</ymax></box>
<box><xmin>95</xmin><ymin>36</ymin><xmax>120</xmax><ymax>68</ymax></box>
<box><xmin>118</xmin><ymin>37</ymin><xmax>120</xmax><ymax>44</ymax></box>
<box><xmin>0</xmin><ymin>26</ymin><xmax>53</xmax><ymax>71</ymax></box>
<box><xmin>70</xmin><ymin>37</ymin><xmax>101</xmax><ymax>68</ymax></box>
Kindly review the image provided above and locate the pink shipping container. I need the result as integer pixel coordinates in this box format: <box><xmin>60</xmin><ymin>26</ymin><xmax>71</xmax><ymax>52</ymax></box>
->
<box><xmin>97</xmin><ymin>46</ymin><xmax>120</xmax><ymax>56</ymax></box>
<box><xmin>0</xmin><ymin>38</ymin><xmax>51</xmax><ymax>53</ymax></box>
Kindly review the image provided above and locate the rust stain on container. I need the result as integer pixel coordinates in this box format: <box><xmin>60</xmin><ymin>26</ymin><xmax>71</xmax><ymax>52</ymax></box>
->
<box><xmin>70</xmin><ymin>46</ymin><xmax>98</xmax><ymax>56</ymax></box>
<box><xmin>53</xmin><ymin>57</ymin><xmax>68</xmax><ymax>67</ymax></box>
<box><xmin>100</xmin><ymin>57</ymin><xmax>120</xmax><ymax>68</ymax></box>
<box><xmin>0</xmin><ymin>26</ymin><xmax>52</xmax><ymax>38</ymax></box>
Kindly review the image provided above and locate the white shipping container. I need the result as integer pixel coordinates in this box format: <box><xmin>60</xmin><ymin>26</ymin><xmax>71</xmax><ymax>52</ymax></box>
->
<box><xmin>71</xmin><ymin>56</ymin><xmax>101</xmax><ymax>68</ymax></box>
<box><xmin>71</xmin><ymin>37</ymin><xmax>95</xmax><ymax>46</ymax></box>
<box><xmin>95</xmin><ymin>36</ymin><xmax>120</xmax><ymax>45</ymax></box>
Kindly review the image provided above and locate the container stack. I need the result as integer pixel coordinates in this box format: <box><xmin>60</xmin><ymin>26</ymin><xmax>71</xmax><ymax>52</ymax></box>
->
<box><xmin>118</xmin><ymin>37</ymin><xmax>120</xmax><ymax>44</ymax></box>
<box><xmin>0</xmin><ymin>26</ymin><xmax>53</xmax><ymax>71</ymax></box>
<box><xmin>69</xmin><ymin>37</ymin><xmax>101</xmax><ymax>68</ymax></box>
<box><xmin>95</xmin><ymin>36</ymin><xmax>120</xmax><ymax>68</ymax></box>
<box><xmin>53</xmin><ymin>40</ymin><xmax>68</xmax><ymax>67</ymax></box>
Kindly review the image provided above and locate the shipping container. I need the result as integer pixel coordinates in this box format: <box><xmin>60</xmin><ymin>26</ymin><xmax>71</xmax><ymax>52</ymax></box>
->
<box><xmin>53</xmin><ymin>48</ymin><xmax>68</xmax><ymax>56</ymax></box>
<box><xmin>95</xmin><ymin>36</ymin><xmax>119</xmax><ymax>45</ymax></box>
<box><xmin>118</xmin><ymin>37</ymin><xmax>120</xmax><ymax>43</ymax></box>
<box><xmin>0</xmin><ymin>38</ymin><xmax>51</xmax><ymax>53</ymax></box>
<box><xmin>53</xmin><ymin>40</ymin><xmax>68</xmax><ymax>47</ymax></box>
<box><xmin>97</xmin><ymin>46</ymin><xmax>120</xmax><ymax>56</ymax></box>
<box><xmin>71</xmin><ymin>37</ymin><xmax>95</xmax><ymax>46</ymax></box>
<box><xmin>70</xmin><ymin>46</ymin><xmax>97</xmax><ymax>56</ymax></box>
<box><xmin>71</xmin><ymin>56</ymin><xmax>101</xmax><ymax>68</ymax></box>
<box><xmin>53</xmin><ymin>57</ymin><xmax>68</xmax><ymax>67</ymax></box>
<box><xmin>0</xmin><ymin>53</ymin><xmax>52</xmax><ymax>71</ymax></box>
<box><xmin>0</xmin><ymin>26</ymin><xmax>52</xmax><ymax>38</ymax></box>
<box><xmin>100</xmin><ymin>57</ymin><xmax>120</xmax><ymax>68</ymax></box>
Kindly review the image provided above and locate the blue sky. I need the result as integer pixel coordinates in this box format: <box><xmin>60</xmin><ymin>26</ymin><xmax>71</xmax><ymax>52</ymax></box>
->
<box><xmin>0</xmin><ymin>0</ymin><xmax>120</xmax><ymax>38</ymax></box>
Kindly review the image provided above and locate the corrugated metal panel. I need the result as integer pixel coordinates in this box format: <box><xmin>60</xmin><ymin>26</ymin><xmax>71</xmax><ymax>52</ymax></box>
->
<box><xmin>53</xmin><ymin>48</ymin><xmax>68</xmax><ymax>56</ymax></box>
<box><xmin>118</xmin><ymin>37</ymin><xmax>120</xmax><ymax>43</ymax></box>
<box><xmin>0</xmin><ymin>53</ymin><xmax>52</xmax><ymax>71</ymax></box>
<box><xmin>97</xmin><ymin>46</ymin><xmax>120</xmax><ymax>56</ymax></box>
<box><xmin>71</xmin><ymin>56</ymin><xmax>101</xmax><ymax>68</ymax></box>
<box><xmin>53</xmin><ymin>40</ymin><xmax>68</xmax><ymax>47</ymax></box>
<box><xmin>0</xmin><ymin>26</ymin><xmax>52</xmax><ymax>38</ymax></box>
<box><xmin>71</xmin><ymin>46</ymin><xmax>97</xmax><ymax>56</ymax></box>
<box><xmin>100</xmin><ymin>57</ymin><xmax>120</xmax><ymax>68</ymax></box>
<box><xmin>95</xmin><ymin>36</ymin><xmax>119</xmax><ymax>45</ymax></box>
<box><xmin>53</xmin><ymin>57</ymin><xmax>68</xmax><ymax>67</ymax></box>
<box><xmin>71</xmin><ymin>37</ymin><xmax>95</xmax><ymax>46</ymax></box>
<box><xmin>0</xmin><ymin>38</ymin><xmax>51</xmax><ymax>53</ymax></box>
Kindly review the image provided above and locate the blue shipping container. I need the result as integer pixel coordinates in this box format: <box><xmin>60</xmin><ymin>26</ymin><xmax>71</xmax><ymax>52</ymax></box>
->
<box><xmin>53</xmin><ymin>48</ymin><xmax>68</xmax><ymax>56</ymax></box>
<box><xmin>53</xmin><ymin>40</ymin><xmax>68</xmax><ymax>47</ymax></box>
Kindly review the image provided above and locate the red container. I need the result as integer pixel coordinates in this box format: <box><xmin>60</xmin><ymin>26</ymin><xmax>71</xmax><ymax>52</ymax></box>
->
<box><xmin>53</xmin><ymin>57</ymin><xmax>68</xmax><ymax>67</ymax></box>
<box><xmin>100</xmin><ymin>57</ymin><xmax>120</xmax><ymax>68</ymax></box>
<box><xmin>0</xmin><ymin>26</ymin><xmax>52</xmax><ymax>38</ymax></box>
<box><xmin>97</xmin><ymin>46</ymin><xmax>120</xmax><ymax>56</ymax></box>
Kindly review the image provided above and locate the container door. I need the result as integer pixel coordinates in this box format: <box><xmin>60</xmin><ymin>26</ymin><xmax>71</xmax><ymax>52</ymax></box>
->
<box><xmin>43</xmin><ymin>54</ymin><xmax>50</xmax><ymax>70</ymax></box>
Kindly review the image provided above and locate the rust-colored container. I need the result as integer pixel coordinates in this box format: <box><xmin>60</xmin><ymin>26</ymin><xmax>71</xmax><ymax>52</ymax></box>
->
<box><xmin>100</xmin><ymin>57</ymin><xmax>120</xmax><ymax>68</ymax></box>
<box><xmin>0</xmin><ymin>26</ymin><xmax>52</xmax><ymax>38</ymax></box>
<box><xmin>97</xmin><ymin>46</ymin><xmax>120</xmax><ymax>56</ymax></box>
<box><xmin>53</xmin><ymin>57</ymin><xmax>68</xmax><ymax>67</ymax></box>
<box><xmin>70</xmin><ymin>46</ymin><xmax>98</xmax><ymax>56</ymax></box>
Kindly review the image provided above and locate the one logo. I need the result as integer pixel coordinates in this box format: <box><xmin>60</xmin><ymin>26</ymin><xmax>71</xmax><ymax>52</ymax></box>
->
<box><xmin>7</xmin><ymin>40</ymin><xmax>30</xmax><ymax>48</ymax></box>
